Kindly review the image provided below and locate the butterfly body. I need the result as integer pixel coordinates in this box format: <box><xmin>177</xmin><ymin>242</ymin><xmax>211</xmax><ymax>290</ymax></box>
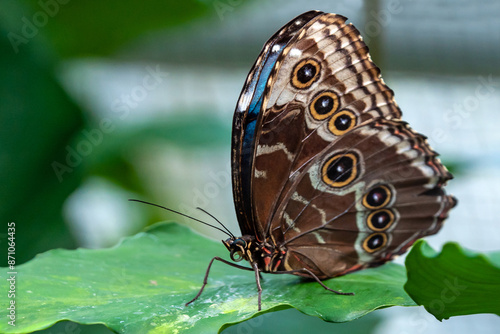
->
<box><xmin>223</xmin><ymin>236</ymin><xmax>287</xmax><ymax>273</ymax></box>
<box><xmin>189</xmin><ymin>10</ymin><xmax>457</xmax><ymax>310</ymax></box>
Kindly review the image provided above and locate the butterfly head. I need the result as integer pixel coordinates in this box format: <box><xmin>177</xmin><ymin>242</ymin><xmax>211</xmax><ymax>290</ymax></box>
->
<box><xmin>223</xmin><ymin>236</ymin><xmax>253</xmax><ymax>262</ymax></box>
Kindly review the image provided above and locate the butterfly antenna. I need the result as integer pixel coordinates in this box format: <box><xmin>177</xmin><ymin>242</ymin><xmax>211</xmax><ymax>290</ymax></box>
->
<box><xmin>196</xmin><ymin>207</ymin><xmax>235</xmax><ymax>238</ymax></box>
<box><xmin>129</xmin><ymin>199</ymin><xmax>233</xmax><ymax>238</ymax></box>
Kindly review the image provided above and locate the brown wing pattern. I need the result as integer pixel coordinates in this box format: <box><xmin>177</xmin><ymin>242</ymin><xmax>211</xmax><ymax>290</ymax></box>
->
<box><xmin>231</xmin><ymin>10</ymin><xmax>323</xmax><ymax>239</ymax></box>
<box><xmin>272</xmin><ymin>119</ymin><xmax>456</xmax><ymax>278</ymax></box>
<box><xmin>245</xmin><ymin>12</ymin><xmax>456</xmax><ymax>277</ymax></box>
<box><xmin>251</xmin><ymin>12</ymin><xmax>401</xmax><ymax>235</ymax></box>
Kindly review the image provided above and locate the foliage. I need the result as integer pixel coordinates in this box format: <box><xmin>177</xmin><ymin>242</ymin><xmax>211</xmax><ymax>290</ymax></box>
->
<box><xmin>0</xmin><ymin>223</ymin><xmax>415</xmax><ymax>333</ymax></box>
<box><xmin>405</xmin><ymin>240</ymin><xmax>500</xmax><ymax>320</ymax></box>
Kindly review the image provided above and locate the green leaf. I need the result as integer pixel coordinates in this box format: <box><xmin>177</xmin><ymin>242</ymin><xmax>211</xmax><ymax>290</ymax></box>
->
<box><xmin>404</xmin><ymin>240</ymin><xmax>500</xmax><ymax>320</ymax></box>
<box><xmin>0</xmin><ymin>223</ymin><xmax>415</xmax><ymax>333</ymax></box>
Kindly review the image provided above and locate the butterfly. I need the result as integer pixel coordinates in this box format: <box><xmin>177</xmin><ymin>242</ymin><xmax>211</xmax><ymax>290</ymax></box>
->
<box><xmin>186</xmin><ymin>10</ymin><xmax>457</xmax><ymax>311</ymax></box>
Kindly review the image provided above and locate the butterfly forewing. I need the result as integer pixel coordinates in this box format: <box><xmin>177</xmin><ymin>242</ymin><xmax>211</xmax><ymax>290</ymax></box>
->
<box><xmin>231</xmin><ymin>10</ymin><xmax>324</xmax><ymax>239</ymax></box>
<box><xmin>251</xmin><ymin>12</ymin><xmax>402</xmax><ymax>237</ymax></box>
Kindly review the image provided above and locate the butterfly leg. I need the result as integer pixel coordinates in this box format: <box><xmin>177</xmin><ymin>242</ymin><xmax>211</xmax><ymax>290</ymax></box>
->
<box><xmin>252</xmin><ymin>262</ymin><xmax>263</xmax><ymax>311</ymax></box>
<box><xmin>271</xmin><ymin>268</ymin><xmax>354</xmax><ymax>296</ymax></box>
<box><xmin>185</xmin><ymin>256</ymin><xmax>255</xmax><ymax>307</ymax></box>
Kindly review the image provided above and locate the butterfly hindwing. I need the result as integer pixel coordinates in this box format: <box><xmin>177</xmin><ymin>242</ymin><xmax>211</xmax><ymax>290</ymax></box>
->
<box><xmin>268</xmin><ymin>118</ymin><xmax>456</xmax><ymax>278</ymax></box>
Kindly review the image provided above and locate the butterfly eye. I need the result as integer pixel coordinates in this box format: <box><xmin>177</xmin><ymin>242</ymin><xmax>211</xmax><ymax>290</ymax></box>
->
<box><xmin>362</xmin><ymin>233</ymin><xmax>388</xmax><ymax>253</ymax></box>
<box><xmin>328</xmin><ymin>110</ymin><xmax>357</xmax><ymax>135</ymax></box>
<box><xmin>366</xmin><ymin>209</ymin><xmax>395</xmax><ymax>231</ymax></box>
<box><xmin>291</xmin><ymin>58</ymin><xmax>321</xmax><ymax>89</ymax></box>
<box><xmin>321</xmin><ymin>152</ymin><xmax>359</xmax><ymax>188</ymax></box>
<box><xmin>310</xmin><ymin>91</ymin><xmax>339</xmax><ymax>120</ymax></box>
<box><xmin>363</xmin><ymin>185</ymin><xmax>393</xmax><ymax>209</ymax></box>
<box><xmin>234</xmin><ymin>238</ymin><xmax>247</xmax><ymax>247</ymax></box>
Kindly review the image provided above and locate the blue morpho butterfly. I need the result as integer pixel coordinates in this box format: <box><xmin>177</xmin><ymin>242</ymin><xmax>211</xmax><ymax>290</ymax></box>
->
<box><xmin>132</xmin><ymin>10</ymin><xmax>456</xmax><ymax>311</ymax></box>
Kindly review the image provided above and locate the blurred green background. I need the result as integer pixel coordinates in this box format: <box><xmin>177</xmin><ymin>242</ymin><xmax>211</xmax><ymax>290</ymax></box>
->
<box><xmin>1</xmin><ymin>0</ymin><xmax>499</xmax><ymax>333</ymax></box>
